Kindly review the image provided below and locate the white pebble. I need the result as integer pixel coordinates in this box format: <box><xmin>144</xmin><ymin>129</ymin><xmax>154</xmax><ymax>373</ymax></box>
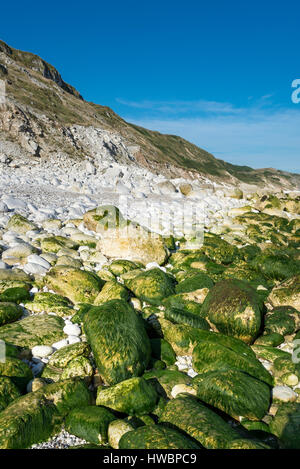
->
<box><xmin>31</xmin><ymin>345</ymin><xmax>53</xmax><ymax>358</ymax></box>
<box><xmin>68</xmin><ymin>335</ymin><xmax>81</xmax><ymax>344</ymax></box>
<box><xmin>63</xmin><ymin>324</ymin><xmax>81</xmax><ymax>336</ymax></box>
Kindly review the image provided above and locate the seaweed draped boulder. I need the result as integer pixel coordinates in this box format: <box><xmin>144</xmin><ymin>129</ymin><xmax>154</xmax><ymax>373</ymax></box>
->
<box><xmin>119</xmin><ymin>424</ymin><xmax>201</xmax><ymax>449</ymax></box>
<box><xmin>65</xmin><ymin>406</ymin><xmax>116</xmax><ymax>445</ymax></box>
<box><xmin>96</xmin><ymin>377</ymin><xmax>158</xmax><ymax>416</ymax></box>
<box><xmin>6</xmin><ymin>213</ymin><xmax>38</xmax><ymax>234</ymax></box>
<box><xmin>269</xmin><ymin>402</ymin><xmax>300</xmax><ymax>449</ymax></box>
<box><xmin>193</xmin><ymin>369</ymin><xmax>271</xmax><ymax>421</ymax></box>
<box><xmin>0</xmin><ymin>314</ymin><xmax>66</xmax><ymax>348</ymax></box>
<box><xmin>0</xmin><ymin>269</ymin><xmax>32</xmax><ymax>293</ymax></box>
<box><xmin>192</xmin><ymin>331</ymin><xmax>273</xmax><ymax>386</ymax></box>
<box><xmin>0</xmin><ymin>302</ymin><xmax>23</xmax><ymax>327</ymax></box>
<box><xmin>268</xmin><ymin>275</ymin><xmax>300</xmax><ymax>310</ymax></box>
<box><xmin>83</xmin><ymin>299</ymin><xmax>151</xmax><ymax>385</ymax></box>
<box><xmin>0</xmin><ymin>377</ymin><xmax>21</xmax><ymax>411</ymax></box>
<box><xmin>200</xmin><ymin>279</ymin><xmax>264</xmax><ymax>344</ymax></box>
<box><xmin>44</xmin><ymin>266</ymin><xmax>104</xmax><ymax>303</ymax></box>
<box><xmin>83</xmin><ymin>205</ymin><xmax>169</xmax><ymax>266</ymax></box>
<box><xmin>0</xmin><ymin>378</ymin><xmax>92</xmax><ymax>449</ymax></box>
<box><xmin>24</xmin><ymin>292</ymin><xmax>73</xmax><ymax>316</ymax></box>
<box><xmin>160</xmin><ymin>394</ymin><xmax>241</xmax><ymax>449</ymax></box>
<box><xmin>123</xmin><ymin>268</ymin><xmax>176</xmax><ymax>306</ymax></box>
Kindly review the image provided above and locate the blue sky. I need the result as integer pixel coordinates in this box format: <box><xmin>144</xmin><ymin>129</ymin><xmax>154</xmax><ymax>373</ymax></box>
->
<box><xmin>1</xmin><ymin>0</ymin><xmax>300</xmax><ymax>172</ymax></box>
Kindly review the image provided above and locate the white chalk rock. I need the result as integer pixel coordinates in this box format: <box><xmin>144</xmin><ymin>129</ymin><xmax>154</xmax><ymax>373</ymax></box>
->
<box><xmin>32</xmin><ymin>345</ymin><xmax>53</xmax><ymax>358</ymax></box>
<box><xmin>63</xmin><ymin>324</ymin><xmax>81</xmax><ymax>336</ymax></box>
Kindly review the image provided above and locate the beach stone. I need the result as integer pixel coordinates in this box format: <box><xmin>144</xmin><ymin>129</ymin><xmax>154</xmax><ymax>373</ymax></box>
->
<box><xmin>31</xmin><ymin>345</ymin><xmax>53</xmax><ymax>358</ymax></box>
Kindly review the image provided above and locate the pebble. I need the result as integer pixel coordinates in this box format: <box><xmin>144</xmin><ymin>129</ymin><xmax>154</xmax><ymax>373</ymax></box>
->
<box><xmin>68</xmin><ymin>335</ymin><xmax>81</xmax><ymax>344</ymax></box>
<box><xmin>31</xmin><ymin>345</ymin><xmax>54</xmax><ymax>358</ymax></box>
<box><xmin>52</xmin><ymin>339</ymin><xmax>69</xmax><ymax>350</ymax></box>
<box><xmin>272</xmin><ymin>385</ymin><xmax>298</xmax><ymax>403</ymax></box>
<box><xmin>63</xmin><ymin>324</ymin><xmax>81</xmax><ymax>336</ymax></box>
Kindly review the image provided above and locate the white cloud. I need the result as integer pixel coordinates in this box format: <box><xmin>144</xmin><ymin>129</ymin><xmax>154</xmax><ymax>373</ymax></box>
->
<box><xmin>119</xmin><ymin>100</ymin><xmax>300</xmax><ymax>173</ymax></box>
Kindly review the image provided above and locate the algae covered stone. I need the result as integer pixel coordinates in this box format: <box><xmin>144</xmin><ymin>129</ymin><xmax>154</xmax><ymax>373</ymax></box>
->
<box><xmin>0</xmin><ymin>377</ymin><xmax>21</xmax><ymax>411</ymax></box>
<box><xmin>0</xmin><ymin>287</ymin><xmax>31</xmax><ymax>304</ymax></box>
<box><xmin>108</xmin><ymin>259</ymin><xmax>144</xmax><ymax>276</ymax></box>
<box><xmin>0</xmin><ymin>356</ymin><xmax>33</xmax><ymax>391</ymax></box>
<box><xmin>93</xmin><ymin>280</ymin><xmax>129</xmax><ymax>305</ymax></box>
<box><xmin>194</xmin><ymin>369</ymin><xmax>271</xmax><ymax>420</ymax></box>
<box><xmin>201</xmin><ymin>279</ymin><xmax>263</xmax><ymax>344</ymax></box>
<box><xmin>123</xmin><ymin>268</ymin><xmax>175</xmax><ymax>306</ymax></box>
<box><xmin>96</xmin><ymin>377</ymin><xmax>157</xmax><ymax>416</ymax></box>
<box><xmin>150</xmin><ymin>339</ymin><xmax>176</xmax><ymax>366</ymax></box>
<box><xmin>0</xmin><ymin>269</ymin><xmax>32</xmax><ymax>293</ymax></box>
<box><xmin>61</xmin><ymin>356</ymin><xmax>93</xmax><ymax>381</ymax></box>
<box><xmin>84</xmin><ymin>299</ymin><xmax>151</xmax><ymax>385</ymax></box>
<box><xmin>269</xmin><ymin>402</ymin><xmax>300</xmax><ymax>449</ymax></box>
<box><xmin>0</xmin><ymin>378</ymin><xmax>92</xmax><ymax>449</ymax></box>
<box><xmin>40</xmin><ymin>236</ymin><xmax>79</xmax><ymax>253</ymax></box>
<box><xmin>268</xmin><ymin>275</ymin><xmax>300</xmax><ymax>310</ymax></box>
<box><xmin>65</xmin><ymin>405</ymin><xmax>116</xmax><ymax>444</ymax></box>
<box><xmin>160</xmin><ymin>394</ymin><xmax>240</xmax><ymax>449</ymax></box>
<box><xmin>143</xmin><ymin>369</ymin><xmax>192</xmax><ymax>399</ymax></box>
<box><xmin>44</xmin><ymin>265</ymin><xmax>104</xmax><ymax>303</ymax></box>
<box><xmin>119</xmin><ymin>424</ymin><xmax>200</xmax><ymax>449</ymax></box>
<box><xmin>192</xmin><ymin>336</ymin><xmax>273</xmax><ymax>385</ymax></box>
<box><xmin>0</xmin><ymin>314</ymin><xmax>65</xmax><ymax>348</ymax></box>
<box><xmin>6</xmin><ymin>213</ymin><xmax>37</xmax><ymax>234</ymax></box>
<box><xmin>49</xmin><ymin>342</ymin><xmax>90</xmax><ymax>368</ymax></box>
<box><xmin>24</xmin><ymin>292</ymin><xmax>73</xmax><ymax>316</ymax></box>
<box><xmin>0</xmin><ymin>302</ymin><xmax>23</xmax><ymax>326</ymax></box>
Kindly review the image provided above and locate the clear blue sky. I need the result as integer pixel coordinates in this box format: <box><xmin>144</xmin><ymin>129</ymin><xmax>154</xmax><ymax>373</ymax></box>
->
<box><xmin>1</xmin><ymin>0</ymin><xmax>300</xmax><ymax>172</ymax></box>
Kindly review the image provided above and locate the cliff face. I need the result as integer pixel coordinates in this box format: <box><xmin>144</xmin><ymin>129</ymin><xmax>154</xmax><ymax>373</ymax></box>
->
<box><xmin>0</xmin><ymin>39</ymin><xmax>299</xmax><ymax>190</ymax></box>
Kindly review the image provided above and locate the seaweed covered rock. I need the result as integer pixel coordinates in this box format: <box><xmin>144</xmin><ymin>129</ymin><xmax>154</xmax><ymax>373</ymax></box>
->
<box><xmin>175</xmin><ymin>272</ymin><xmax>213</xmax><ymax>294</ymax></box>
<box><xmin>61</xmin><ymin>356</ymin><xmax>93</xmax><ymax>381</ymax></box>
<box><xmin>65</xmin><ymin>406</ymin><xmax>116</xmax><ymax>444</ymax></box>
<box><xmin>194</xmin><ymin>369</ymin><xmax>271</xmax><ymax>420</ymax></box>
<box><xmin>226</xmin><ymin>439</ymin><xmax>271</xmax><ymax>449</ymax></box>
<box><xmin>123</xmin><ymin>268</ymin><xmax>175</xmax><ymax>306</ymax></box>
<box><xmin>264</xmin><ymin>306</ymin><xmax>300</xmax><ymax>335</ymax></box>
<box><xmin>150</xmin><ymin>339</ymin><xmax>176</xmax><ymax>366</ymax></box>
<box><xmin>0</xmin><ymin>287</ymin><xmax>31</xmax><ymax>304</ymax></box>
<box><xmin>119</xmin><ymin>424</ymin><xmax>201</xmax><ymax>449</ymax></box>
<box><xmin>108</xmin><ymin>419</ymin><xmax>135</xmax><ymax>449</ymax></box>
<box><xmin>143</xmin><ymin>369</ymin><xmax>192</xmax><ymax>399</ymax></box>
<box><xmin>0</xmin><ymin>378</ymin><xmax>92</xmax><ymax>449</ymax></box>
<box><xmin>44</xmin><ymin>266</ymin><xmax>104</xmax><ymax>303</ymax></box>
<box><xmin>6</xmin><ymin>213</ymin><xmax>37</xmax><ymax>234</ymax></box>
<box><xmin>160</xmin><ymin>394</ymin><xmax>240</xmax><ymax>449</ymax></box>
<box><xmin>24</xmin><ymin>292</ymin><xmax>73</xmax><ymax>317</ymax></box>
<box><xmin>40</xmin><ymin>236</ymin><xmax>79</xmax><ymax>253</ymax></box>
<box><xmin>84</xmin><ymin>300</ymin><xmax>151</xmax><ymax>385</ymax></box>
<box><xmin>108</xmin><ymin>259</ymin><xmax>144</xmax><ymax>276</ymax></box>
<box><xmin>49</xmin><ymin>342</ymin><xmax>90</xmax><ymax>368</ymax></box>
<box><xmin>0</xmin><ymin>357</ymin><xmax>33</xmax><ymax>391</ymax></box>
<box><xmin>164</xmin><ymin>307</ymin><xmax>210</xmax><ymax>330</ymax></box>
<box><xmin>192</xmin><ymin>334</ymin><xmax>273</xmax><ymax>385</ymax></box>
<box><xmin>0</xmin><ymin>314</ymin><xmax>66</xmax><ymax>348</ymax></box>
<box><xmin>251</xmin><ymin>251</ymin><xmax>300</xmax><ymax>282</ymax></box>
<box><xmin>200</xmin><ymin>234</ymin><xmax>239</xmax><ymax>265</ymax></box>
<box><xmin>162</xmin><ymin>292</ymin><xmax>204</xmax><ymax>315</ymax></box>
<box><xmin>0</xmin><ymin>377</ymin><xmax>21</xmax><ymax>411</ymax></box>
<box><xmin>201</xmin><ymin>279</ymin><xmax>264</xmax><ymax>343</ymax></box>
<box><xmin>0</xmin><ymin>269</ymin><xmax>32</xmax><ymax>293</ymax></box>
<box><xmin>268</xmin><ymin>275</ymin><xmax>300</xmax><ymax>310</ymax></box>
<box><xmin>96</xmin><ymin>377</ymin><xmax>157</xmax><ymax>416</ymax></box>
<box><xmin>0</xmin><ymin>302</ymin><xmax>23</xmax><ymax>326</ymax></box>
<box><xmin>269</xmin><ymin>402</ymin><xmax>300</xmax><ymax>449</ymax></box>
<box><xmin>93</xmin><ymin>280</ymin><xmax>129</xmax><ymax>305</ymax></box>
